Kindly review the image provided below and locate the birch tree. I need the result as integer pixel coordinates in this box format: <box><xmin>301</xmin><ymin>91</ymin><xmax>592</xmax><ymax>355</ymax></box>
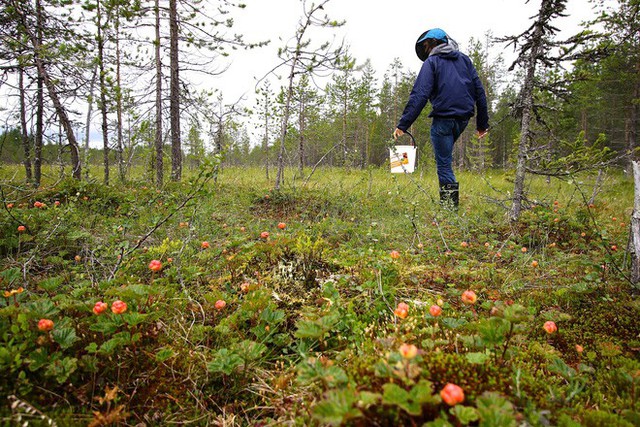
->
<box><xmin>271</xmin><ymin>0</ymin><xmax>344</xmax><ymax>191</ymax></box>
<box><xmin>255</xmin><ymin>80</ymin><xmax>275</xmax><ymax>179</ymax></box>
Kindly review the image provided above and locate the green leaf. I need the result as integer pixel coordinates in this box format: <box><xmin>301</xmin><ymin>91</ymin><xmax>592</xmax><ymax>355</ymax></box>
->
<box><xmin>548</xmin><ymin>356</ymin><xmax>577</xmax><ymax>380</ymax></box>
<box><xmin>410</xmin><ymin>380</ymin><xmax>437</xmax><ymax>405</ymax></box>
<box><xmin>451</xmin><ymin>405</ymin><xmax>480</xmax><ymax>425</ymax></box>
<box><xmin>466</xmin><ymin>352</ymin><xmax>490</xmax><ymax>364</ymax></box>
<box><xmin>79</xmin><ymin>355</ymin><xmax>99</xmax><ymax>373</ymax></box>
<box><xmin>476</xmin><ymin>392</ymin><xmax>516</xmax><ymax>427</ymax></box>
<box><xmin>118</xmin><ymin>284</ymin><xmax>151</xmax><ymax>298</ymax></box>
<box><xmin>295</xmin><ymin>319</ymin><xmax>325</xmax><ymax>340</ymax></box>
<box><xmin>85</xmin><ymin>342</ymin><xmax>98</xmax><ymax>353</ymax></box>
<box><xmin>423</xmin><ymin>419</ymin><xmax>454</xmax><ymax>427</ymax></box>
<box><xmin>27</xmin><ymin>348</ymin><xmax>50</xmax><ymax>371</ymax></box>
<box><xmin>312</xmin><ymin>388</ymin><xmax>361</xmax><ymax>426</ymax></box>
<box><xmin>207</xmin><ymin>348</ymin><xmax>243</xmax><ymax>375</ymax></box>
<box><xmin>0</xmin><ymin>346</ymin><xmax>14</xmax><ymax>366</ymax></box>
<box><xmin>89</xmin><ymin>318</ymin><xmax>119</xmax><ymax>334</ymax></box>
<box><xmin>382</xmin><ymin>382</ymin><xmax>425</xmax><ymax>414</ymax></box>
<box><xmin>357</xmin><ymin>391</ymin><xmax>380</xmax><ymax>406</ymax></box>
<box><xmin>99</xmin><ymin>337</ymin><xmax>125</xmax><ymax>355</ymax></box>
<box><xmin>260</xmin><ymin>306</ymin><xmax>285</xmax><ymax>325</ymax></box>
<box><xmin>155</xmin><ymin>347</ymin><xmax>175</xmax><ymax>363</ymax></box>
<box><xmin>235</xmin><ymin>340</ymin><xmax>267</xmax><ymax>363</ymax></box>
<box><xmin>478</xmin><ymin>317</ymin><xmax>511</xmax><ymax>347</ymax></box>
<box><xmin>502</xmin><ymin>304</ymin><xmax>532</xmax><ymax>323</ymax></box>
<box><xmin>295</xmin><ymin>311</ymin><xmax>341</xmax><ymax>341</ymax></box>
<box><xmin>51</xmin><ymin>327</ymin><xmax>78</xmax><ymax>350</ymax></box>
<box><xmin>323</xmin><ymin>365</ymin><xmax>349</xmax><ymax>388</ymax></box>
<box><xmin>441</xmin><ymin>317</ymin><xmax>468</xmax><ymax>330</ymax></box>
<box><xmin>45</xmin><ymin>356</ymin><xmax>78</xmax><ymax>384</ymax></box>
<box><xmin>0</xmin><ymin>268</ymin><xmax>22</xmax><ymax>287</ymax></box>
<box><xmin>28</xmin><ymin>299</ymin><xmax>60</xmax><ymax>318</ymax></box>
<box><xmin>382</xmin><ymin>383</ymin><xmax>409</xmax><ymax>406</ymax></box>
<box><xmin>38</xmin><ymin>276</ymin><xmax>65</xmax><ymax>292</ymax></box>
<box><xmin>122</xmin><ymin>312</ymin><xmax>147</xmax><ymax>327</ymax></box>
<box><xmin>297</xmin><ymin>358</ymin><xmax>348</xmax><ymax>387</ymax></box>
<box><xmin>67</xmin><ymin>230</ymin><xmax>93</xmax><ymax>240</ymax></box>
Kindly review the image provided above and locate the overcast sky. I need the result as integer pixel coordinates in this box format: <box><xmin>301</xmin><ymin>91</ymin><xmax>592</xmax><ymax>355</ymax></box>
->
<box><xmin>0</xmin><ymin>0</ymin><xmax>604</xmax><ymax>147</ymax></box>
<box><xmin>213</xmin><ymin>0</ymin><xmax>601</xmax><ymax>106</ymax></box>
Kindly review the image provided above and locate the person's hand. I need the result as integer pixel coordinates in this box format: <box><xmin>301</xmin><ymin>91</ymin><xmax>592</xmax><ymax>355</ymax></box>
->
<box><xmin>393</xmin><ymin>128</ymin><xmax>405</xmax><ymax>140</ymax></box>
<box><xmin>477</xmin><ymin>129</ymin><xmax>488</xmax><ymax>139</ymax></box>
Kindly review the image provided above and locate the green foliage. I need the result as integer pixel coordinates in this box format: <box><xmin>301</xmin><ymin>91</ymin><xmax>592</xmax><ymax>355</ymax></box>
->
<box><xmin>475</xmin><ymin>392</ymin><xmax>517</xmax><ymax>427</ymax></box>
<box><xmin>312</xmin><ymin>387</ymin><xmax>362</xmax><ymax>426</ymax></box>
<box><xmin>382</xmin><ymin>380</ymin><xmax>437</xmax><ymax>416</ymax></box>
<box><xmin>207</xmin><ymin>348</ymin><xmax>244</xmax><ymax>376</ymax></box>
<box><xmin>451</xmin><ymin>405</ymin><xmax>480</xmax><ymax>425</ymax></box>
<box><xmin>537</xmin><ymin>132</ymin><xmax>613</xmax><ymax>176</ymax></box>
<box><xmin>0</xmin><ymin>166</ymin><xmax>637</xmax><ymax>424</ymax></box>
<box><xmin>582</xmin><ymin>410</ymin><xmax>636</xmax><ymax>427</ymax></box>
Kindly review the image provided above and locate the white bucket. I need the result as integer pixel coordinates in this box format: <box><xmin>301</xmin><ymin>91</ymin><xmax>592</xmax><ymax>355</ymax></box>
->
<box><xmin>389</xmin><ymin>145</ymin><xmax>417</xmax><ymax>173</ymax></box>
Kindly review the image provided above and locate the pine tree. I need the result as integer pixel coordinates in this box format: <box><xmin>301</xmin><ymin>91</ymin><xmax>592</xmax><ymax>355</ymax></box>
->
<box><xmin>3</xmin><ymin>0</ymin><xmax>89</xmax><ymax>182</ymax></box>
<box><xmin>499</xmin><ymin>0</ymin><xmax>588</xmax><ymax>220</ymax></box>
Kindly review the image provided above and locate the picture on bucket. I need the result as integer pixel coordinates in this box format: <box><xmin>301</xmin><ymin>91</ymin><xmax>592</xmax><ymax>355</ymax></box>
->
<box><xmin>389</xmin><ymin>146</ymin><xmax>416</xmax><ymax>173</ymax></box>
<box><xmin>390</xmin><ymin>151</ymin><xmax>409</xmax><ymax>169</ymax></box>
<box><xmin>389</xmin><ymin>132</ymin><xmax>417</xmax><ymax>173</ymax></box>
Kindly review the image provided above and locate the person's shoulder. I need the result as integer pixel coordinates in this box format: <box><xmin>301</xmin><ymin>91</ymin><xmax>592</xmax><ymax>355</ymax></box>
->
<box><xmin>420</xmin><ymin>56</ymin><xmax>437</xmax><ymax>70</ymax></box>
<box><xmin>457</xmin><ymin>51</ymin><xmax>471</xmax><ymax>61</ymax></box>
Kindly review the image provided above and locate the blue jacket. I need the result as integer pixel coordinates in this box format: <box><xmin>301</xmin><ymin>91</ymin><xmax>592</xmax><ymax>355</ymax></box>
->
<box><xmin>397</xmin><ymin>42</ymin><xmax>489</xmax><ymax>132</ymax></box>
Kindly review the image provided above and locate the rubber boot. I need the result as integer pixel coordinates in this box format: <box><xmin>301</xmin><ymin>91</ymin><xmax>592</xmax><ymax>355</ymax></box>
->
<box><xmin>439</xmin><ymin>183</ymin><xmax>459</xmax><ymax>210</ymax></box>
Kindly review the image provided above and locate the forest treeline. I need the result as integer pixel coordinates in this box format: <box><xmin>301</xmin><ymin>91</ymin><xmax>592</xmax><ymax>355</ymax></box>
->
<box><xmin>0</xmin><ymin>0</ymin><xmax>638</xmax><ymax>200</ymax></box>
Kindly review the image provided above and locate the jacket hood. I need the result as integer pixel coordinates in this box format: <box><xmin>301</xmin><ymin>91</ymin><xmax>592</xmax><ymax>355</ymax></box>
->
<box><xmin>429</xmin><ymin>38</ymin><xmax>459</xmax><ymax>59</ymax></box>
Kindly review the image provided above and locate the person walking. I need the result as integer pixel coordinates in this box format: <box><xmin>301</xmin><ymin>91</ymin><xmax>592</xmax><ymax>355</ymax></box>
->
<box><xmin>393</xmin><ymin>28</ymin><xmax>489</xmax><ymax>209</ymax></box>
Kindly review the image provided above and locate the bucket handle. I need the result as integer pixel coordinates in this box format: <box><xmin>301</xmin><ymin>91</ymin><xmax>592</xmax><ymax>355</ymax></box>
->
<box><xmin>392</xmin><ymin>131</ymin><xmax>416</xmax><ymax>148</ymax></box>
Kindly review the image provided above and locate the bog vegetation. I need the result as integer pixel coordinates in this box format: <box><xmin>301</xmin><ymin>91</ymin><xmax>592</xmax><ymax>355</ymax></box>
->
<box><xmin>1</xmin><ymin>164</ymin><xmax>639</xmax><ymax>426</ymax></box>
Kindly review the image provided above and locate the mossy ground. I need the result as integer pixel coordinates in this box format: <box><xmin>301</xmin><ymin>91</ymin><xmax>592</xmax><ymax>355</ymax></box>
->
<box><xmin>1</xmin><ymin>165</ymin><xmax>638</xmax><ymax>426</ymax></box>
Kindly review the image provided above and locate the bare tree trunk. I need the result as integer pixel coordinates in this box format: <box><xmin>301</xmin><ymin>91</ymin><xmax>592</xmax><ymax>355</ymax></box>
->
<box><xmin>84</xmin><ymin>66</ymin><xmax>97</xmax><ymax>180</ymax></box>
<box><xmin>44</xmin><ymin>78</ymin><xmax>81</xmax><ymax>179</ymax></box>
<box><xmin>18</xmin><ymin>67</ymin><xmax>33</xmax><ymax>183</ymax></box>
<box><xmin>456</xmin><ymin>134</ymin><xmax>468</xmax><ymax>169</ymax></box>
<box><xmin>628</xmin><ymin>64</ymin><xmax>639</xmax><ymax>171</ymax></box>
<box><xmin>115</xmin><ymin>3</ymin><xmax>125</xmax><ymax>183</ymax></box>
<box><xmin>393</xmin><ymin>63</ymin><xmax>399</xmax><ymax>129</ymax></box>
<box><xmin>97</xmin><ymin>0</ymin><xmax>110</xmax><ymax>185</ymax></box>
<box><xmin>274</xmin><ymin>0</ymin><xmax>338</xmax><ymax>189</ymax></box>
<box><xmin>629</xmin><ymin>161</ymin><xmax>640</xmax><ymax>285</ymax></box>
<box><xmin>216</xmin><ymin>115</ymin><xmax>223</xmax><ymax>154</ymax></box>
<box><xmin>57</xmin><ymin>122</ymin><xmax>64</xmax><ymax>178</ymax></box>
<box><xmin>588</xmin><ymin>169</ymin><xmax>604</xmax><ymax>206</ymax></box>
<box><xmin>264</xmin><ymin>108</ymin><xmax>269</xmax><ymax>180</ymax></box>
<box><xmin>511</xmin><ymin>100</ymin><xmax>533</xmax><ymax>220</ymax></box>
<box><xmin>365</xmin><ymin>123</ymin><xmax>371</xmax><ymax>168</ymax></box>
<box><xmin>275</xmin><ymin>62</ymin><xmax>296</xmax><ymax>191</ymax></box>
<box><xmin>34</xmin><ymin>71</ymin><xmax>43</xmax><ymax>186</ymax></box>
<box><xmin>510</xmin><ymin>6</ymin><xmax>544</xmax><ymax>221</ymax></box>
<box><xmin>342</xmin><ymin>85</ymin><xmax>348</xmax><ymax>166</ymax></box>
<box><xmin>28</xmin><ymin>0</ymin><xmax>82</xmax><ymax>179</ymax></box>
<box><xmin>169</xmin><ymin>0</ymin><xmax>182</xmax><ymax>181</ymax></box>
<box><xmin>298</xmin><ymin>95</ymin><xmax>305</xmax><ymax>175</ymax></box>
<box><xmin>34</xmin><ymin>0</ymin><xmax>44</xmax><ymax>187</ymax></box>
<box><xmin>480</xmin><ymin>136</ymin><xmax>486</xmax><ymax>171</ymax></box>
<box><xmin>154</xmin><ymin>0</ymin><xmax>163</xmax><ymax>187</ymax></box>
